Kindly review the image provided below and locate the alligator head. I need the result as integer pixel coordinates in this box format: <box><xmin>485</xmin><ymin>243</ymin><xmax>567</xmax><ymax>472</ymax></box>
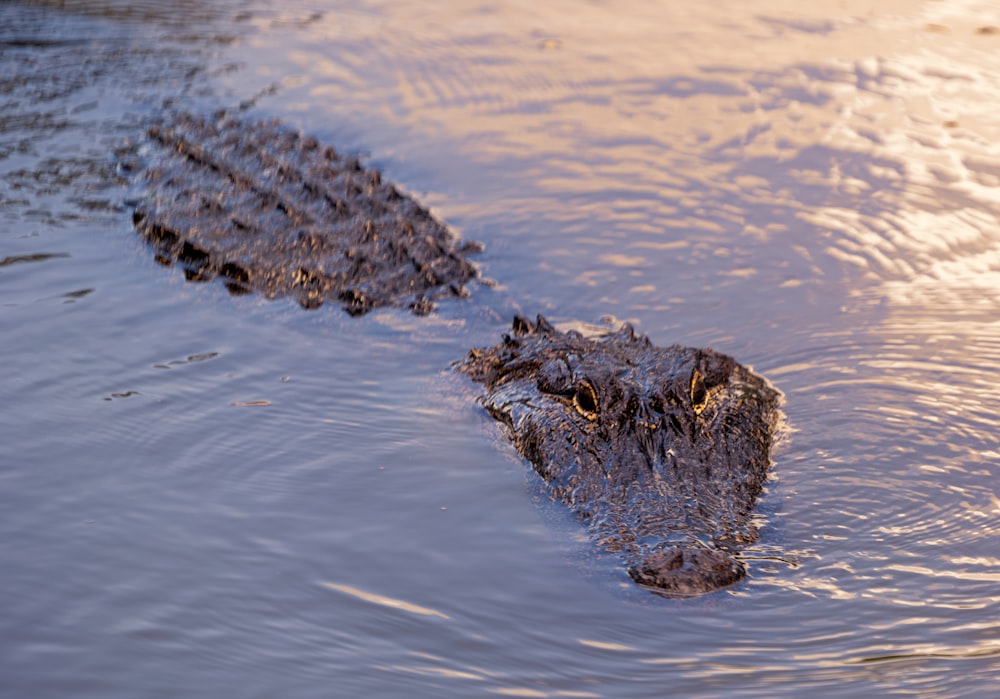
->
<box><xmin>459</xmin><ymin>315</ymin><xmax>780</xmax><ymax>597</ymax></box>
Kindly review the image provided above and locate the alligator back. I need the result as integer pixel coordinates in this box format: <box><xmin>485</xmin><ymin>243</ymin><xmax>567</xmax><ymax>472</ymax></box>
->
<box><xmin>119</xmin><ymin>112</ymin><xmax>480</xmax><ymax>315</ymax></box>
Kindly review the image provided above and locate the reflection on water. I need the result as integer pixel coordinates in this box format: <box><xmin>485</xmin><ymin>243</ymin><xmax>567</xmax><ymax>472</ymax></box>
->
<box><xmin>1</xmin><ymin>0</ymin><xmax>999</xmax><ymax>696</ymax></box>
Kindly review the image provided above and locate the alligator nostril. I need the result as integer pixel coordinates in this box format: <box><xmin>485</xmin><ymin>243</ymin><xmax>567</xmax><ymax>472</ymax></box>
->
<box><xmin>628</xmin><ymin>547</ymin><xmax>745</xmax><ymax>597</ymax></box>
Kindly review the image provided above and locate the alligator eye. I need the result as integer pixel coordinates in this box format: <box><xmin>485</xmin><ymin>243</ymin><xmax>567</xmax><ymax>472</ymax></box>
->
<box><xmin>573</xmin><ymin>382</ymin><xmax>599</xmax><ymax>420</ymax></box>
<box><xmin>690</xmin><ymin>369</ymin><xmax>707</xmax><ymax>411</ymax></box>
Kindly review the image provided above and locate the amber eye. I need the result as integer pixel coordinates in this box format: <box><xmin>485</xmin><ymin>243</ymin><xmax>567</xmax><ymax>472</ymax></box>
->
<box><xmin>573</xmin><ymin>382</ymin><xmax>599</xmax><ymax>420</ymax></box>
<box><xmin>690</xmin><ymin>369</ymin><xmax>707</xmax><ymax>411</ymax></box>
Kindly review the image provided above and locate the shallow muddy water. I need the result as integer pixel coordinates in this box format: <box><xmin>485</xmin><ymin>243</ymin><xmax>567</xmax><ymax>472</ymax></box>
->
<box><xmin>2</xmin><ymin>1</ymin><xmax>998</xmax><ymax>696</ymax></box>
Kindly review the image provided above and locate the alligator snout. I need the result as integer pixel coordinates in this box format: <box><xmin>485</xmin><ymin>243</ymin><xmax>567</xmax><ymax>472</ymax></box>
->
<box><xmin>628</xmin><ymin>547</ymin><xmax>745</xmax><ymax>597</ymax></box>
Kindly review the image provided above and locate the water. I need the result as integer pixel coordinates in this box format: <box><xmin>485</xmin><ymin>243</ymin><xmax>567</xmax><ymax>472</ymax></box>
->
<box><xmin>2</xmin><ymin>1</ymin><xmax>998</xmax><ymax>696</ymax></box>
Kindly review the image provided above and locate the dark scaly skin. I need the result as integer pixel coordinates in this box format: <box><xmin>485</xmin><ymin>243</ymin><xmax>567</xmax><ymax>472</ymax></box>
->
<box><xmin>460</xmin><ymin>315</ymin><xmax>780</xmax><ymax>597</ymax></box>
<box><xmin>118</xmin><ymin>111</ymin><xmax>480</xmax><ymax>314</ymax></box>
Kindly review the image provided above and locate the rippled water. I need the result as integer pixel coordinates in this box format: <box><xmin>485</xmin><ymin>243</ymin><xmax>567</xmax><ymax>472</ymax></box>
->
<box><xmin>2</xmin><ymin>1</ymin><xmax>998</xmax><ymax>696</ymax></box>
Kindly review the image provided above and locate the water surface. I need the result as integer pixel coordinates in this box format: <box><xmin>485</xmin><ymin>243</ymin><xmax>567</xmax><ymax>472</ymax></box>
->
<box><xmin>2</xmin><ymin>1</ymin><xmax>999</xmax><ymax>696</ymax></box>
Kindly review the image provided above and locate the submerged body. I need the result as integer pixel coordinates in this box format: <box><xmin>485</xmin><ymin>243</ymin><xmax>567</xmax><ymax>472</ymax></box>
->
<box><xmin>120</xmin><ymin>113</ymin><xmax>781</xmax><ymax>597</ymax></box>
<box><xmin>118</xmin><ymin>112</ymin><xmax>480</xmax><ymax>314</ymax></box>
<box><xmin>460</xmin><ymin>316</ymin><xmax>780</xmax><ymax>597</ymax></box>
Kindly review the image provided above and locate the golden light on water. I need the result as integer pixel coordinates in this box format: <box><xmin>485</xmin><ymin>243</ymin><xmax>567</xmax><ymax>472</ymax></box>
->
<box><xmin>253</xmin><ymin>0</ymin><xmax>1000</xmax><ymax>319</ymax></box>
<box><xmin>321</xmin><ymin>581</ymin><xmax>450</xmax><ymax>619</ymax></box>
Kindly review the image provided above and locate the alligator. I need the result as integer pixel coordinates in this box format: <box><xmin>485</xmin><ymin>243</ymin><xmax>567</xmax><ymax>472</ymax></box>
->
<box><xmin>118</xmin><ymin>111</ymin><xmax>781</xmax><ymax>597</ymax></box>
<box><xmin>459</xmin><ymin>315</ymin><xmax>779</xmax><ymax>596</ymax></box>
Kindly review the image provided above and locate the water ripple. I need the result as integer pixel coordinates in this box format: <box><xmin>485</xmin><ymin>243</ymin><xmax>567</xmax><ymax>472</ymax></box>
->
<box><xmin>5</xmin><ymin>0</ymin><xmax>1000</xmax><ymax>697</ymax></box>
